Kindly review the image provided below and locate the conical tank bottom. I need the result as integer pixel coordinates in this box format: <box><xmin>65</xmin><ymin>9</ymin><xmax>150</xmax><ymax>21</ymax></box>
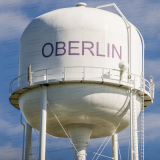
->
<box><xmin>67</xmin><ymin>124</ymin><xmax>93</xmax><ymax>160</ymax></box>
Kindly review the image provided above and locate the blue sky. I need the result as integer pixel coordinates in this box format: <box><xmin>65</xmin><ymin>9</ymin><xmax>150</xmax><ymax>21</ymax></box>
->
<box><xmin>0</xmin><ymin>0</ymin><xmax>160</xmax><ymax>159</ymax></box>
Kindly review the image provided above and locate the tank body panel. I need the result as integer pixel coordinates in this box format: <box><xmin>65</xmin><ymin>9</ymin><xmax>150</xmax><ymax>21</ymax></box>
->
<box><xmin>19</xmin><ymin>83</ymin><xmax>141</xmax><ymax>138</ymax></box>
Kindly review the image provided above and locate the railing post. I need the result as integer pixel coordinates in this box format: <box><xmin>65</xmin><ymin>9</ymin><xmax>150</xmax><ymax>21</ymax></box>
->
<box><xmin>28</xmin><ymin>65</ymin><xmax>32</xmax><ymax>86</ymax></box>
<box><xmin>150</xmin><ymin>76</ymin><xmax>154</xmax><ymax>101</ymax></box>
<box><xmin>140</xmin><ymin>74</ymin><xmax>142</xmax><ymax>91</ymax></box>
<box><xmin>83</xmin><ymin>67</ymin><xmax>85</xmax><ymax>81</ymax></box>
<box><xmin>134</xmin><ymin>75</ymin><xmax>136</xmax><ymax>89</ymax></box>
<box><xmin>9</xmin><ymin>83</ymin><xmax>12</xmax><ymax>94</ymax></box>
<box><xmin>64</xmin><ymin>67</ymin><xmax>66</xmax><ymax>81</ymax></box>
<box><xmin>108</xmin><ymin>70</ymin><xmax>111</xmax><ymax>79</ymax></box>
<box><xmin>46</xmin><ymin>70</ymin><xmax>48</xmax><ymax>83</ymax></box>
<box><xmin>144</xmin><ymin>79</ymin><xmax>145</xmax><ymax>92</ymax></box>
<box><xmin>102</xmin><ymin>68</ymin><xmax>104</xmax><ymax>82</ymax></box>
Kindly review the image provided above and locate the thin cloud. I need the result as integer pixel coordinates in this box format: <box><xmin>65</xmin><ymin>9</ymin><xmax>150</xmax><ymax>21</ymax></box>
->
<box><xmin>0</xmin><ymin>0</ymin><xmax>40</xmax><ymax>8</ymax></box>
<box><xmin>0</xmin><ymin>118</ymin><xmax>22</xmax><ymax>135</ymax></box>
<box><xmin>145</xmin><ymin>58</ymin><xmax>160</xmax><ymax>90</ymax></box>
<box><xmin>0</xmin><ymin>144</ymin><xmax>21</xmax><ymax>160</ymax></box>
<box><xmin>0</xmin><ymin>12</ymin><xmax>30</xmax><ymax>41</ymax></box>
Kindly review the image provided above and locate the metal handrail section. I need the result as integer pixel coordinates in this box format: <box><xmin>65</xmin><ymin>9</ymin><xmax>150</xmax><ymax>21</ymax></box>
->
<box><xmin>96</xmin><ymin>3</ymin><xmax>132</xmax><ymax>87</ymax></box>
<box><xmin>9</xmin><ymin>66</ymin><xmax>152</xmax><ymax>98</ymax></box>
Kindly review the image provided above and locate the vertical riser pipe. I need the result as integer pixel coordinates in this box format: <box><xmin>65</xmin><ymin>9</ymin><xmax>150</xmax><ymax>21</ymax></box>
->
<box><xmin>112</xmin><ymin>134</ymin><xmax>118</xmax><ymax>160</ymax></box>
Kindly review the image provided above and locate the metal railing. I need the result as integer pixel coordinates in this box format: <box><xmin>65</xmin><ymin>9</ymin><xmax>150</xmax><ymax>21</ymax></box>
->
<box><xmin>9</xmin><ymin>66</ymin><xmax>152</xmax><ymax>98</ymax></box>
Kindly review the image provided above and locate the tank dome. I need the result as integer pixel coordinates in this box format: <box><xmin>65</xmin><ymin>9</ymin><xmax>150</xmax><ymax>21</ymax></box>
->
<box><xmin>19</xmin><ymin>6</ymin><xmax>142</xmax><ymax>81</ymax></box>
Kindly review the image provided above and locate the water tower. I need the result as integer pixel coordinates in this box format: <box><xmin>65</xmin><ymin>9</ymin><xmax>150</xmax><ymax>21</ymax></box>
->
<box><xmin>9</xmin><ymin>3</ymin><xmax>154</xmax><ymax>160</ymax></box>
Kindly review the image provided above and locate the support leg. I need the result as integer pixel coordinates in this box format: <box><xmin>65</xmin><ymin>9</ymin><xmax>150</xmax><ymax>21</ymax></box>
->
<box><xmin>112</xmin><ymin>134</ymin><xmax>118</xmax><ymax>160</ymax></box>
<box><xmin>130</xmin><ymin>89</ymin><xmax>133</xmax><ymax>160</ymax></box>
<box><xmin>132</xmin><ymin>90</ymin><xmax>139</xmax><ymax>160</ymax></box>
<box><xmin>25</xmin><ymin>123</ymin><xmax>32</xmax><ymax>160</ymax></box>
<box><xmin>39</xmin><ymin>85</ymin><xmax>47</xmax><ymax>160</ymax></box>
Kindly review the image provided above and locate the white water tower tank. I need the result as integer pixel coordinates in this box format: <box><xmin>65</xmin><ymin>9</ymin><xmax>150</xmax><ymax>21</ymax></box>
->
<box><xmin>9</xmin><ymin>3</ymin><xmax>152</xmax><ymax>160</ymax></box>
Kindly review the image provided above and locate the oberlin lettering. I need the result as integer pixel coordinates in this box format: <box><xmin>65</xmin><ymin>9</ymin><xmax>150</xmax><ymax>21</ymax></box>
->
<box><xmin>42</xmin><ymin>41</ymin><xmax>122</xmax><ymax>60</ymax></box>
